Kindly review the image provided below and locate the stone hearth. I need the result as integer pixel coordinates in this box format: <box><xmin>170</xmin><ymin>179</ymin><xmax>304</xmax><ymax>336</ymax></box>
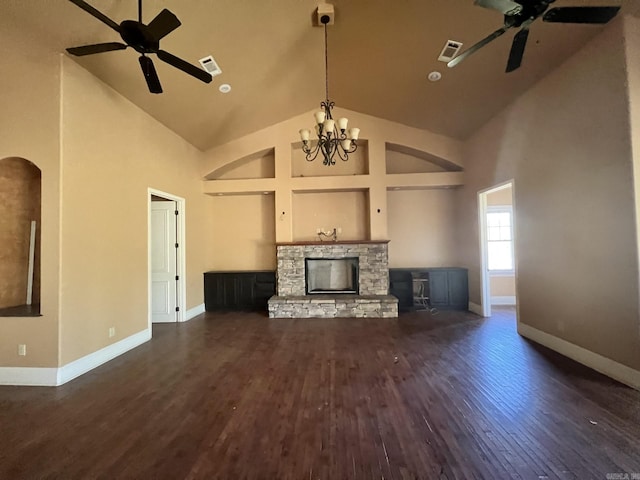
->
<box><xmin>268</xmin><ymin>241</ymin><xmax>398</xmax><ymax>318</ymax></box>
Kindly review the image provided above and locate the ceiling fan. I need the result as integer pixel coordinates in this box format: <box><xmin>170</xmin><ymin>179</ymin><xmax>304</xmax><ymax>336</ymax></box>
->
<box><xmin>448</xmin><ymin>0</ymin><xmax>620</xmax><ymax>72</ymax></box>
<box><xmin>65</xmin><ymin>0</ymin><xmax>212</xmax><ymax>93</ymax></box>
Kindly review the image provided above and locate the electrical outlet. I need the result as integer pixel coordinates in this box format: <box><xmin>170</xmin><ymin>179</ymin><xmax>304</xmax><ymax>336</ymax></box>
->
<box><xmin>108</xmin><ymin>327</ymin><xmax>115</xmax><ymax>338</ymax></box>
<box><xmin>18</xmin><ymin>344</ymin><xmax>26</xmax><ymax>356</ymax></box>
<box><xmin>337</xmin><ymin>227</ymin><xmax>342</xmax><ymax>234</ymax></box>
<box><xmin>316</xmin><ymin>228</ymin><xmax>321</xmax><ymax>234</ymax></box>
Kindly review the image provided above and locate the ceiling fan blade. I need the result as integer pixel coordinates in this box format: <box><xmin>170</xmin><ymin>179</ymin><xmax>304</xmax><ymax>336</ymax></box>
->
<box><xmin>448</xmin><ymin>25</ymin><xmax>510</xmax><ymax>68</ymax></box>
<box><xmin>147</xmin><ymin>9</ymin><xmax>182</xmax><ymax>41</ymax></box>
<box><xmin>68</xmin><ymin>0</ymin><xmax>121</xmax><ymax>33</ymax></box>
<box><xmin>506</xmin><ymin>27</ymin><xmax>529</xmax><ymax>73</ymax></box>
<box><xmin>66</xmin><ymin>42</ymin><xmax>127</xmax><ymax>56</ymax></box>
<box><xmin>156</xmin><ymin>50</ymin><xmax>213</xmax><ymax>83</ymax></box>
<box><xmin>139</xmin><ymin>55</ymin><xmax>163</xmax><ymax>94</ymax></box>
<box><xmin>474</xmin><ymin>0</ymin><xmax>523</xmax><ymax>15</ymax></box>
<box><xmin>543</xmin><ymin>6</ymin><xmax>620</xmax><ymax>24</ymax></box>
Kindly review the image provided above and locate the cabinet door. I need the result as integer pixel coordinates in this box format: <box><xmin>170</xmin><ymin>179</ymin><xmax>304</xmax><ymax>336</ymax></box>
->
<box><xmin>254</xmin><ymin>272</ymin><xmax>276</xmax><ymax>308</ymax></box>
<box><xmin>428</xmin><ymin>270</ymin><xmax>449</xmax><ymax>306</ymax></box>
<box><xmin>447</xmin><ymin>270</ymin><xmax>468</xmax><ymax>309</ymax></box>
<box><xmin>234</xmin><ymin>274</ymin><xmax>255</xmax><ymax>309</ymax></box>
<box><xmin>204</xmin><ymin>274</ymin><xmax>229</xmax><ymax>310</ymax></box>
<box><xmin>389</xmin><ymin>270</ymin><xmax>413</xmax><ymax>310</ymax></box>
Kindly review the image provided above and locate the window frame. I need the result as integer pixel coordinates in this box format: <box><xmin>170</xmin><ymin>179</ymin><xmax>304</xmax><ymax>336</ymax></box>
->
<box><xmin>486</xmin><ymin>205</ymin><xmax>515</xmax><ymax>276</ymax></box>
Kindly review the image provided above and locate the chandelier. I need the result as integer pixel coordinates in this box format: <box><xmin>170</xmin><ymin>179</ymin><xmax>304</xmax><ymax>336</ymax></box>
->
<box><xmin>298</xmin><ymin>8</ymin><xmax>360</xmax><ymax>166</ymax></box>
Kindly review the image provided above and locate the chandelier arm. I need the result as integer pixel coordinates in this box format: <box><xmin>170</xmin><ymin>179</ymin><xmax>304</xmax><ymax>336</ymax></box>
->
<box><xmin>305</xmin><ymin>144</ymin><xmax>322</xmax><ymax>162</ymax></box>
<box><xmin>336</xmin><ymin>140</ymin><xmax>349</xmax><ymax>162</ymax></box>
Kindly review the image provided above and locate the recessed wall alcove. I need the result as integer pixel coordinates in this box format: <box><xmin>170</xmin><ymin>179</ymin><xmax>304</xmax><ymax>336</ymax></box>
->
<box><xmin>385</xmin><ymin>142</ymin><xmax>463</xmax><ymax>174</ymax></box>
<box><xmin>292</xmin><ymin>189</ymin><xmax>369</xmax><ymax>242</ymax></box>
<box><xmin>0</xmin><ymin>157</ymin><xmax>41</xmax><ymax>316</ymax></box>
<box><xmin>206</xmin><ymin>148</ymin><xmax>275</xmax><ymax>180</ymax></box>
<box><xmin>291</xmin><ymin>140</ymin><xmax>369</xmax><ymax>177</ymax></box>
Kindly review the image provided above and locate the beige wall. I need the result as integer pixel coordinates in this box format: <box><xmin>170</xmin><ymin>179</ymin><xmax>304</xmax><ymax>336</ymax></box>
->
<box><xmin>202</xmin><ymin>108</ymin><xmax>464</xmax><ymax>268</ymax></box>
<box><xmin>387</xmin><ymin>189</ymin><xmax>457</xmax><ymax>267</ymax></box>
<box><xmin>213</xmin><ymin>151</ymin><xmax>275</xmax><ymax>180</ymax></box>
<box><xmin>59</xmin><ymin>58</ymin><xmax>208</xmax><ymax>365</ymax></box>
<box><xmin>625</xmin><ymin>17</ymin><xmax>640</xmax><ymax>308</ymax></box>
<box><xmin>386</xmin><ymin>150</ymin><xmax>446</xmax><ymax>174</ymax></box>
<box><xmin>0</xmin><ymin>21</ymin><xmax>60</xmax><ymax>367</ymax></box>
<box><xmin>292</xmin><ymin>191</ymin><xmax>368</xmax><ymax>242</ymax></box>
<box><xmin>206</xmin><ymin>194</ymin><xmax>276</xmax><ymax>271</ymax></box>
<box><xmin>0</xmin><ymin>158</ymin><xmax>41</xmax><ymax>308</ymax></box>
<box><xmin>457</xmin><ymin>18</ymin><xmax>640</xmax><ymax>371</ymax></box>
<box><xmin>487</xmin><ymin>185</ymin><xmax>512</xmax><ymax>206</ymax></box>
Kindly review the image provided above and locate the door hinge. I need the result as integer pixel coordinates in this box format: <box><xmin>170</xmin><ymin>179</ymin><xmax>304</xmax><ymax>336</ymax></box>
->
<box><xmin>175</xmin><ymin>306</ymin><xmax>180</xmax><ymax>312</ymax></box>
<box><xmin>175</xmin><ymin>210</ymin><xmax>179</xmax><ymax>216</ymax></box>
<box><xmin>175</xmin><ymin>275</ymin><xmax>179</xmax><ymax>281</ymax></box>
<box><xmin>175</xmin><ymin>243</ymin><xmax>179</xmax><ymax>249</ymax></box>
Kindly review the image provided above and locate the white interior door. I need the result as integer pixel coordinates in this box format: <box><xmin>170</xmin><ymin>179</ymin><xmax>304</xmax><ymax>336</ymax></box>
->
<box><xmin>151</xmin><ymin>201</ymin><xmax>177</xmax><ymax>323</ymax></box>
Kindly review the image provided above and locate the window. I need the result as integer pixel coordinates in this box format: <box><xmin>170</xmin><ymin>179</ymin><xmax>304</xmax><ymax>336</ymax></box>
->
<box><xmin>487</xmin><ymin>206</ymin><xmax>514</xmax><ymax>273</ymax></box>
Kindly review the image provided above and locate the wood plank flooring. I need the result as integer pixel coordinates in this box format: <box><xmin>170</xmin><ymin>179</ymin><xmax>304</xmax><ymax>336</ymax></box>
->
<box><xmin>1</xmin><ymin>308</ymin><xmax>639</xmax><ymax>479</ymax></box>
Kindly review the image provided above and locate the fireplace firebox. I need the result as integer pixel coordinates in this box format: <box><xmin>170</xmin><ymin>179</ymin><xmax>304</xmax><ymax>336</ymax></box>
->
<box><xmin>305</xmin><ymin>257</ymin><xmax>359</xmax><ymax>295</ymax></box>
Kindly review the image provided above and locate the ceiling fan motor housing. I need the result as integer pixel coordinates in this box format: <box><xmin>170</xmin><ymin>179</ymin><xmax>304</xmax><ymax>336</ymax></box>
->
<box><xmin>120</xmin><ymin>20</ymin><xmax>159</xmax><ymax>53</ymax></box>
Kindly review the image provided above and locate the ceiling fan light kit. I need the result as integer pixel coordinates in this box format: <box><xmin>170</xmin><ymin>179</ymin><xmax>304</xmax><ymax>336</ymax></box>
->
<box><xmin>447</xmin><ymin>0</ymin><xmax>620</xmax><ymax>73</ymax></box>
<box><xmin>66</xmin><ymin>0</ymin><xmax>213</xmax><ymax>94</ymax></box>
<box><xmin>299</xmin><ymin>4</ymin><xmax>359</xmax><ymax>167</ymax></box>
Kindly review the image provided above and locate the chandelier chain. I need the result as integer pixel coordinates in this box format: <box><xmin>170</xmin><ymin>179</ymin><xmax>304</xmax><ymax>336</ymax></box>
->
<box><xmin>324</xmin><ymin>23</ymin><xmax>329</xmax><ymax>103</ymax></box>
<box><xmin>297</xmin><ymin>6</ymin><xmax>360</xmax><ymax>166</ymax></box>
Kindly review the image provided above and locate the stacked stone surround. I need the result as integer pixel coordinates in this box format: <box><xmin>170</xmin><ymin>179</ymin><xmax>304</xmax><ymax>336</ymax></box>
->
<box><xmin>268</xmin><ymin>241</ymin><xmax>398</xmax><ymax>318</ymax></box>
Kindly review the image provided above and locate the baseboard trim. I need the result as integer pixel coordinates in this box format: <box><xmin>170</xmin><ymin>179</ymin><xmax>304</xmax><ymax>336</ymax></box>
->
<box><xmin>185</xmin><ymin>303</ymin><xmax>205</xmax><ymax>321</ymax></box>
<box><xmin>491</xmin><ymin>295</ymin><xmax>516</xmax><ymax>306</ymax></box>
<box><xmin>518</xmin><ymin>323</ymin><xmax>640</xmax><ymax>391</ymax></box>
<box><xmin>468</xmin><ymin>302</ymin><xmax>483</xmax><ymax>316</ymax></box>
<box><xmin>58</xmin><ymin>328</ymin><xmax>151</xmax><ymax>385</ymax></box>
<box><xmin>0</xmin><ymin>367</ymin><xmax>59</xmax><ymax>386</ymax></box>
<box><xmin>1</xmin><ymin>329</ymin><xmax>152</xmax><ymax>387</ymax></box>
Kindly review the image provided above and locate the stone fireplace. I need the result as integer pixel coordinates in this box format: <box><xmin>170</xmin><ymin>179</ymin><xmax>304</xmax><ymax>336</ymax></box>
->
<box><xmin>306</xmin><ymin>258</ymin><xmax>358</xmax><ymax>295</ymax></box>
<box><xmin>268</xmin><ymin>240</ymin><xmax>398</xmax><ymax>318</ymax></box>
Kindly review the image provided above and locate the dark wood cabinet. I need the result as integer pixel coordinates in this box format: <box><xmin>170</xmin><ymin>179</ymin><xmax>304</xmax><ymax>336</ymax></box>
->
<box><xmin>204</xmin><ymin>271</ymin><xmax>276</xmax><ymax>311</ymax></box>
<box><xmin>389</xmin><ymin>268</ymin><xmax>468</xmax><ymax>311</ymax></box>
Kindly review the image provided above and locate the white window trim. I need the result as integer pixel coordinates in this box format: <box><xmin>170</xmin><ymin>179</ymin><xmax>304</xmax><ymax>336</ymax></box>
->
<box><xmin>487</xmin><ymin>205</ymin><xmax>515</xmax><ymax>276</ymax></box>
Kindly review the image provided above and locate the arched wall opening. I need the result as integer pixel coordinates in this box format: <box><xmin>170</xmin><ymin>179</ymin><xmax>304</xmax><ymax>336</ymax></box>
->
<box><xmin>0</xmin><ymin>157</ymin><xmax>41</xmax><ymax>316</ymax></box>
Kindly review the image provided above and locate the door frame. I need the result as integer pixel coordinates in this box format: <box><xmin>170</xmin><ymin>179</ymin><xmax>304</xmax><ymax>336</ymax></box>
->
<box><xmin>148</xmin><ymin>188</ymin><xmax>186</xmax><ymax>330</ymax></box>
<box><xmin>477</xmin><ymin>180</ymin><xmax>518</xmax><ymax>319</ymax></box>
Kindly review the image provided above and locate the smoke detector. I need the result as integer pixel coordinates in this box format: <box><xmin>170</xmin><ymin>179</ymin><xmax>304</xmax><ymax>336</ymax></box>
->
<box><xmin>199</xmin><ymin>55</ymin><xmax>222</xmax><ymax>77</ymax></box>
<box><xmin>437</xmin><ymin>40</ymin><xmax>463</xmax><ymax>62</ymax></box>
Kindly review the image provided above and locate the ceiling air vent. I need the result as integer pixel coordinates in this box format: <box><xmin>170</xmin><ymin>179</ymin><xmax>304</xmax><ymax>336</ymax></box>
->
<box><xmin>199</xmin><ymin>55</ymin><xmax>222</xmax><ymax>77</ymax></box>
<box><xmin>437</xmin><ymin>40</ymin><xmax>463</xmax><ymax>62</ymax></box>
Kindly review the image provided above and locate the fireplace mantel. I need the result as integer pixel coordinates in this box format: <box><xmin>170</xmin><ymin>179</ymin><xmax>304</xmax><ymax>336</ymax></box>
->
<box><xmin>276</xmin><ymin>240</ymin><xmax>390</xmax><ymax>247</ymax></box>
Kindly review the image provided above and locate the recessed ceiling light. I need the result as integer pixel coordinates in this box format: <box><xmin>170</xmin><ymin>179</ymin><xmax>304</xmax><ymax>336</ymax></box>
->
<box><xmin>428</xmin><ymin>71</ymin><xmax>442</xmax><ymax>82</ymax></box>
<box><xmin>219</xmin><ymin>84</ymin><xmax>231</xmax><ymax>93</ymax></box>
<box><xmin>263</xmin><ymin>191</ymin><xmax>270</xmax><ymax>195</ymax></box>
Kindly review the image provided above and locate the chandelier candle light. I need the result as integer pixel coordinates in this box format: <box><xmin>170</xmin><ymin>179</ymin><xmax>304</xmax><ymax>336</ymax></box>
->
<box><xmin>299</xmin><ymin>5</ymin><xmax>360</xmax><ymax>166</ymax></box>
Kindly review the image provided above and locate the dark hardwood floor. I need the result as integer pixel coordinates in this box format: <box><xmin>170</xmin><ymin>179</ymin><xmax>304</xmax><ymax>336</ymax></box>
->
<box><xmin>1</xmin><ymin>308</ymin><xmax>639</xmax><ymax>479</ymax></box>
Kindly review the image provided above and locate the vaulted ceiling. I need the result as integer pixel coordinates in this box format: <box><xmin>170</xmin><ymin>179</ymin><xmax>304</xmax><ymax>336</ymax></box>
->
<box><xmin>4</xmin><ymin>0</ymin><xmax>637</xmax><ymax>151</ymax></box>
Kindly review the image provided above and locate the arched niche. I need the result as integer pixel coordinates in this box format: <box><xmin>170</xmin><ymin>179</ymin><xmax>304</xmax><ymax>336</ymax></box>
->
<box><xmin>0</xmin><ymin>157</ymin><xmax>41</xmax><ymax>316</ymax></box>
